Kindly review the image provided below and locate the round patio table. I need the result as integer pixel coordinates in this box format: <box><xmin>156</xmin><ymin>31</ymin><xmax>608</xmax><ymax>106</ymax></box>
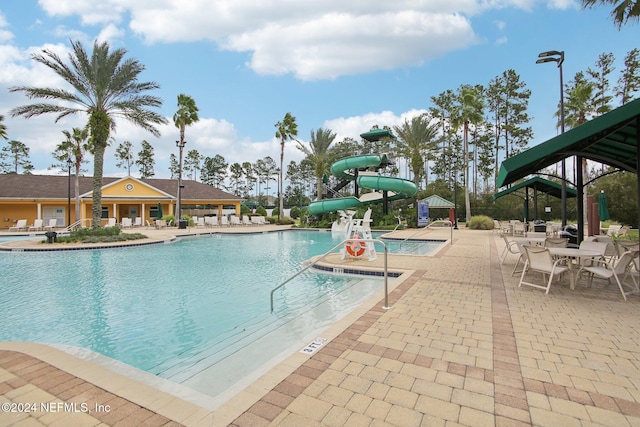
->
<box><xmin>547</xmin><ymin>248</ymin><xmax>602</xmax><ymax>290</ymax></box>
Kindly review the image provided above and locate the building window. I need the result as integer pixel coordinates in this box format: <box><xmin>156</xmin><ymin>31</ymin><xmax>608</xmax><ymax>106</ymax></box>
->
<box><xmin>101</xmin><ymin>207</ymin><xmax>109</xmax><ymax>219</ymax></box>
<box><xmin>150</xmin><ymin>206</ymin><xmax>159</xmax><ymax>218</ymax></box>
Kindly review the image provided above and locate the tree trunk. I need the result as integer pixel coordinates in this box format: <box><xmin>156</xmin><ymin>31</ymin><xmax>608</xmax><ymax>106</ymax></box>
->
<box><xmin>279</xmin><ymin>141</ymin><xmax>284</xmax><ymax>222</ymax></box>
<box><xmin>74</xmin><ymin>165</ymin><xmax>80</xmax><ymax>224</ymax></box>
<box><xmin>92</xmin><ymin>143</ymin><xmax>105</xmax><ymax>228</ymax></box>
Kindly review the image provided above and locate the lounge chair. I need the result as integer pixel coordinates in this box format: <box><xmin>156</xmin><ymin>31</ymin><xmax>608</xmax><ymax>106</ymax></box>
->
<box><xmin>121</xmin><ymin>218</ymin><xmax>132</xmax><ymax>228</ymax></box>
<box><xmin>44</xmin><ymin>218</ymin><xmax>58</xmax><ymax>231</ymax></box>
<box><xmin>133</xmin><ymin>217</ymin><xmax>142</xmax><ymax>227</ymax></box>
<box><xmin>242</xmin><ymin>215</ymin><xmax>253</xmax><ymax>226</ymax></box>
<box><xmin>155</xmin><ymin>219</ymin><xmax>167</xmax><ymax>229</ymax></box>
<box><xmin>28</xmin><ymin>219</ymin><xmax>44</xmax><ymax>231</ymax></box>
<box><xmin>106</xmin><ymin>218</ymin><xmax>116</xmax><ymax>227</ymax></box>
<box><xmin>205</xmin><ymin>216</ymin><xmax>218</xmax><ymax>227</ymax></box>
<box><xmin>9</xmin><ymin>219</ymin><xmax>27</xmax><ymax>231</ymax></box>
<box><xmin>196</xmin><ymin>217</ymin><xmax>206</xmax><ymax>228</ymax></box>
<box><xmin>220</xmin><ymin>216</ymin><xmax>230</xmax><ymax>227</ymax></box>
<box><xmin>230</xmin><ymin>215</ymin><xmax>241</xmax><ymax>226</ymax></box>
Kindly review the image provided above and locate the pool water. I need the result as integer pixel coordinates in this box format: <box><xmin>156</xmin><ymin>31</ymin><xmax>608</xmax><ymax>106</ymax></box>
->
<box><xmin>0</xmin><ymin>230</ymin><xmax>442</xmax><ymax>398</ymax></box>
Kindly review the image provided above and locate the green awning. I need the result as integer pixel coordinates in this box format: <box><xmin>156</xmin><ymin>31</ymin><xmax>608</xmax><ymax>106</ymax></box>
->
<box><xmin>420</xmin><ymin>194</ymin><xmax>454</xmax><ymax>208</ymax></box>
<box><xmin>493</xmin><ymin>177</ymin><xmax>577</xmax><ymax>200</ymax></box>
<box><xmin>497</xmin><ymin>98</ymin><xmax>640</xmax><ymax>187</ymax></box>
<box><xmin>360</xmin><ymin>128</ymin><xmax>396</xmax><ymax>142</ymax></box>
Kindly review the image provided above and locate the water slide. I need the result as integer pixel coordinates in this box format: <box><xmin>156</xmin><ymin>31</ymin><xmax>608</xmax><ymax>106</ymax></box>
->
<box><xmin>308</xmin><ymin>154</ymin><xmax>418</xmax><ymax>216</ymax></box>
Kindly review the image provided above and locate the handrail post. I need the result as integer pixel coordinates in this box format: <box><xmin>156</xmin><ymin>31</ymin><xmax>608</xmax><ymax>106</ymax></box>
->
<box><xmin>270</xmin><ymin>238</ymin><xmax>391</xmax><ymax>313</ymax></box>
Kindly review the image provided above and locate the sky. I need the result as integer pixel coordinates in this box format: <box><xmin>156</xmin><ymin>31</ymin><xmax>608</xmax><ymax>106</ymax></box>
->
<box><xmin>0</xmin><ymin>0</ymin><xmax>637</xmax><ymax>185</ymax></box>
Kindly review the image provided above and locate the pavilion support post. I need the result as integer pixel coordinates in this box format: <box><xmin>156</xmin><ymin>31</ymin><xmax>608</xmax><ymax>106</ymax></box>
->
<box><xmin>576</xmin><ymin>155</ymin><xmax>584</xmax><ymax>244</ymax></box>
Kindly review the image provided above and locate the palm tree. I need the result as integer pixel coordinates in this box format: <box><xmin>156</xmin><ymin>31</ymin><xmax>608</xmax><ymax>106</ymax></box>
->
<box><xmin>451</xmin><ymin>85</ymin><xmax>485</xmax><ymax>223</ymax></box>
<box><xmin>10</xmin><ymin>39</ymin><xmax>166</xmax><ymax>227</ymax></box>
<box><xmin>173</xmin><ymin>94</ymin><xmax>200</xmax><ymax>222</ymax></box>
<box><xmin>274</xmin><ymin>113</ymin><xmax>298</xmax><ymax>222</ymax></box>
<box><xmin>0</xmin><ymin>115</ymin><xmax>8</xmax><ymax>140</ymax></box>
<box><xmin>296</xmin><ymin>128</ymin><xmax>337</xmax><ymax>201</ymax></box>
<box><xmin>53</xmin><ymin>127</ymin><xmax>90</xmax><ymax>224</ymax></box>
<box><xmin>581</xmin><ymin>0</ymin><xmax>639</xmax><ymax>28</ymax></box>
<box><xmin>393</xmin><ymin>114</ymin><xmax>440</xmax><ymax>190</ymax></box>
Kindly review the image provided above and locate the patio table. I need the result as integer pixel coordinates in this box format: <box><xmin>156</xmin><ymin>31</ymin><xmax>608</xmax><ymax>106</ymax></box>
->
<box><xmin>548</xmin><ymin>247</ymin><xmax>602</xmax><ymax>290</ymax></box>
<box><xmin>512</xmin><ymin>237</ymin><xmax>547</xmax><ymax>246</ymax></box>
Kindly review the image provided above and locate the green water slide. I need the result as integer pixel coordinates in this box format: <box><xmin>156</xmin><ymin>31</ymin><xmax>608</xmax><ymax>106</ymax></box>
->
<box><xmin>308</xmin><ymin>154</ymin><xmax>417</xmax><ymax>215</ymax></box>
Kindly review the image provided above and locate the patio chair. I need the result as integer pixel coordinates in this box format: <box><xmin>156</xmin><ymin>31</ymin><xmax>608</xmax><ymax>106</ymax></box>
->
<box><xmin>544</xmin><ymin>237</ymin><xmax>568</xmax><ymax>248</ymax></box>
<box><xmin>220</xmin><ymin>216</ymin><xmax>230</xmax><ymax>227</ymax></box>
<box><xmin>121</xmin><ymin>218</ymin><xmax>132</xmax><ymax>228</ymax></box>
<box><xmin>578</xmin><ymin>240</ymin><xmax>608</xmax><ymax>267</ymax></box>
<box><xmin>9</xmin><ymin>219</ymin><xmax>27</xmax><ymax>231</ymax></box>
<box><xmin>242</xmin><ymin>215</ymin><xmax>253</xmax><ymax>226</ymax></box>
<box><xmin>132</xmin><ymin>217</ymin><xmax>142</xmax><ymax>227</ymax></box>
<box><xmin>196</xmin><ymin>217</ymin><xmax>206</xmax><ymax>228</ymax></box>
<box><xmin>512</xmin><ymin>222</ymin><xmax>526</xmax><ymax>237</ymax></box>
<box><xmin>28</xmin><ymin>219</ymin><xmax>44</xmax><ymax>231</ymax></box>
<box><xmin>230</xmin><ymin>215</ymin><xmax>241</xmax><ymax>226</ymax></box>
<box><xmin>518</xmin><ymin>245</ymin><xmax>570</xmax><ymax>295</ymax></box>
<box><xmin>205</xmin><ymin>216</ymin><xmax>218</xmax><ymax>227</ymax></box>
<box><xmin>107</xmin><ymin>218</ymin><xmax>116</xmax><ymax>227</ymax></box>
<box><xmin>500</xmin><ymin>234</ymin><xmax>520</xmax><ymax>264</ymax></box>
<box><xmin>576</xmin><ymin>251</ymin><xmax>640</xmax><ymax>300</ymax></box>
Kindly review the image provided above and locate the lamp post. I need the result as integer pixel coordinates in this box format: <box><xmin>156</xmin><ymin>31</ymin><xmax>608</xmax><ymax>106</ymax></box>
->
<box><xmin>536</xmin><ymin>50</ymin><xmax>566</xmax><ymax>227</ymax></box>
<box><xmin>176</xmin><ymin>139</ymin><xmax>186</xmax><ymax>227</ymax></box>
<box><xmin>66</xmin><ymin>157</ymin><xmax>73</xmax><ymax>227</ymax></box>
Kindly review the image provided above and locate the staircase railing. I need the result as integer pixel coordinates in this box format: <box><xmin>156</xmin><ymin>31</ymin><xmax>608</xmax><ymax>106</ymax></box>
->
<box><xmin>270</xmin><ymin>238</ymin><xmax>391</xmax><ymax>313</ymax></box>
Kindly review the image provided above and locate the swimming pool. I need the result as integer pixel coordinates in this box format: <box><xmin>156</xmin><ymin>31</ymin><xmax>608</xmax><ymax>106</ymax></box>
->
<box><xmin>0</xmin><ymin>230</ymin><xmax>442</xmax><ymax>398</ymax></box>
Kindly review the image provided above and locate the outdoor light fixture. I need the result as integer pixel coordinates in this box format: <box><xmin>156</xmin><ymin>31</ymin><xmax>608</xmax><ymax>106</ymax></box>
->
<box><xmin>537</xmin><ymin>50</ymin><xmax>567</xmax><ymax>227</ymax></box>
<box><xmin>67</xmin><ymin>157</ymin><xmax>73</xmax><ymax>227</ymax></box>
<box><xmin>176</xmin><ymin>139</ymin><xmax>187</xmax><ymax>228</ymax></box>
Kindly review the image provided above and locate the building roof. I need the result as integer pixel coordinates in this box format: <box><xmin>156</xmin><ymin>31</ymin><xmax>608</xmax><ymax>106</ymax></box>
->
<box><xmin>0</xmin><ymin>174</ymin><xmax>241</xmax><ymax>201</ymax></box>
<box><xmin>420</xmin><ymin>195</ymin><xmax>454</xmax><ymax>208</ymax></box>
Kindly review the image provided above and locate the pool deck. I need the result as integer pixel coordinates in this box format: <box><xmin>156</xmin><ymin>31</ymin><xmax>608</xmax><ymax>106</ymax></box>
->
<box><xmin>2</xmin><ymin>226</ymin><xmax>640</xmax><ymax>426</ymax></box>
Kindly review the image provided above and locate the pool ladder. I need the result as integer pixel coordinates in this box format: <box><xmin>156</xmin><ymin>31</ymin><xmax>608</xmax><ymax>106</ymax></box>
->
<box><xmin>270</xmin><ymin>238</ymin><xmax>391</xmax><ymax>313</ymax></box>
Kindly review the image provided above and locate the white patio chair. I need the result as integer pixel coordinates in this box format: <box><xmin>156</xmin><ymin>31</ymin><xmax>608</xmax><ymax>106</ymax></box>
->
<box><xmin>28</xmin><ymin>219</ymin><xmax>44</xmax><ymax>231</ymax></box>
<box><xmin>205</xmin><ymin>216</ymin><xmax>218</xmax><ymax>227</ymax></box>
<box><xmin>544</xmin><ymin>237</ymin><xmax>568</xmax><ymax>248</ymax></box>
<box><xmin>132</xmin><ymin>217</ymin><xmax>142</xmax><ymax>227</ymax></box>
<box><xmin>220</xmin><ymin>216</ymin><xmax>230</xmax><ymax>227</ymax></box>
<box><xmin>242</xmin><ymin>215</ymin><xmax>253</xmax><ymax>226</ymax></box>
<box><xmin>518</xmin><ymin>245</ymin><xmax>570</xmax><ymax>295</ymax></box>
<box><xmin>230</xmin><ymin>215</ymin><xmax>241</xmax><ymax>226</ymax></box>
<box><xmin>107</xmin><ymin>218</ymin><xmax>117</xmax><ymax>227</ymax></box>
<box><xmin>121</xmin><ymin>218</ymin><xmax>132</xmax><ymax>228</ymax></box>
<box><xmin>500</xmin><ymin>234</ymin><xmax>520</xmax><ymax>264</ymax></box>
<box><xmin>577</xmin><ymin>251</ymin><xmax>640</xmax><ymax>300</ymax></box>
<box><xmin>44</xmin><ymin>218</ymin><xmax>58</xmax><ymax>231</ymax></box>
<box><xmin>196</xmin><ymin>217</ymin><xmax>206</xmax><ymax>228</ymax></box>
<box><xmin>9</xmin><ymin>219</ymin><xmax>28</xmax><ymax>231</ymax></box>
<box><xmin>512</xmin><ymin>222</ymin><xmax>526</xmax><ymax>237</ymax></box>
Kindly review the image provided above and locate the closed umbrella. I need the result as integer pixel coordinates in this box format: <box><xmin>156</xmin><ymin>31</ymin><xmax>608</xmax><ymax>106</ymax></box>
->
<box><xmin>157</xmin><ymin>202</ymin><xmax>163</xmax><ymax>219</ymax></box>
<box><xmin>598</xmin><ymin>190</ymin><xmax>609</xmax><ymax>234</ymax></box>
<box><xmin>598</xmin><ymin>191</ymin><xmax>610</xmax><ymax>221</ymax></box>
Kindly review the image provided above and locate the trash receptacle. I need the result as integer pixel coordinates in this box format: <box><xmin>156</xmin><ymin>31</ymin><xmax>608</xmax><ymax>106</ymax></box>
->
<box><xmin>44</xmin><ymin>231</ymin><xmax>57</xmax><ymax>243</ymax></box>
<box><xmin>178</xmin><ymin>219</ymin><xmax>188</xmax><ymax>229</ymax></box>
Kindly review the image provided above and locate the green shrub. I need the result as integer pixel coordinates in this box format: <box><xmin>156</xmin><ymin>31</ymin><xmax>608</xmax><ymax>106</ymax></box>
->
<box><xmin>55</xmin><ymin>226</ymin><xmax>147</xmax><ymax>243</ymax></box>
<box><xmin>290</xmin><ymin>206</ymin><xmax>301</xmax><ymax>219</ymax></box>
<box><xmin>256</xmin><ymin>206</ymin><xmax>267</xmax><ymax>216</ymax></box>
<box><xmin>467</xmin><ymin>215</ymin><xmax>494</xmax><ymax>230</ymax></box>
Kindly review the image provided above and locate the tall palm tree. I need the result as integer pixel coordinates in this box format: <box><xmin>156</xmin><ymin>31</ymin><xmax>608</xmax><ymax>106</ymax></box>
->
<box><xmin>296</xmin><ymin>128</ymin><xmax>337</xmax><ymax>201</ymax></box>
<box><xmin>173</xmin><ymin>94</ymin><xmax>200</xmax><ymax>222</ymax></box>
<box><xmin>393</xmin><ymin>114</ymin><xmax>440</xmax><ymax>190</ymax></box>
<box><xmin>581</xmin><ymin>0</ymin><xmax>639</xmax><ymax>28</ymax></box>
<box><xmin>10</xmin><ymin>39</ymin><xmax>166</xmax><ymax>227</ymax></box>
<box><xmin>274</xmin><ymin>112</ymin><xmax>298</xmax><ymax>222</ymax></box>
<box><xmin>451</xmin><ymin>85</ymin><xmax>485</xmax><ymax>223</ymax></box>
<box><xmin>53</xmin><ymin>127</ymin><xmax>90</xmax><ymax>224</ymax></box>
<box><xmin>0</xmin><ymin>115</ymin><xmax>8</xmax><ymax>140</ymax></box>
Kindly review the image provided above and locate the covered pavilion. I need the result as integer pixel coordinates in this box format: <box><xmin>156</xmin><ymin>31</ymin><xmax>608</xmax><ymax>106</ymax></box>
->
<box><xmin>493</xmin><ymin>176</ymin><xmax>577</xmax><ymax>222</ymax></box>
<box><xmin>497</xmin><ymin>97</ymin><xmax>640</xmax><ymax>243</ymax></box>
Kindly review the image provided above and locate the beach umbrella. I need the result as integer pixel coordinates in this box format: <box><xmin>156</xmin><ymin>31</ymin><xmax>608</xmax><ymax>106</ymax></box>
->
<box><xmin>598</xmin><ymin>191</ymin><xmax>610</xmax><ymax>221</ymax></box>
<box><xmin>157</xmin><ymin>202</ymin><xmax>163</xmax><ymax>219</ymax></box>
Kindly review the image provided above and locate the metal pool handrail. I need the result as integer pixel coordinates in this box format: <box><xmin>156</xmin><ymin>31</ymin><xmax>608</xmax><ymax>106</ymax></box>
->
<box><xmin>396</xmin><ymin>219</ymin><xmax>454</xmax><ymax>248</ymax></box>
<box><xmin>270</xmin><ymin>238</ymin><xmax>390</xmax><ymax>313</ymax></box>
